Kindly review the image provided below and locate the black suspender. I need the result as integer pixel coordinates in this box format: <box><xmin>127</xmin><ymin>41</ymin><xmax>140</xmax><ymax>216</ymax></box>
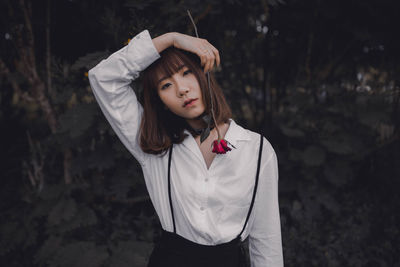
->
<box><xmin>237</xmin><ymin>134</ymin><xmax>263</xmax><ymax>240</ymax></box>
<box><xmin>167</xmin><ymin>144</ymin><xmax>176</xmax><ymax>233</ymax></box>
<box><xmin>167</xmin><ymin>134</ymin><xmax>264</xmax><ymax>238</ymax></box>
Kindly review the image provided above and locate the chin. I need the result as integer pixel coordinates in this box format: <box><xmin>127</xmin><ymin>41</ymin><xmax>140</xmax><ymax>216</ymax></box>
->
<box><xmin>192</xmin><ymin>110</ymin><xmax>206</xmax><ymax>119</ymax></box>
<box><xmin>173</xmin><ymin>107</ymin><xmax>206</xmax><ymax>120</ymax></box>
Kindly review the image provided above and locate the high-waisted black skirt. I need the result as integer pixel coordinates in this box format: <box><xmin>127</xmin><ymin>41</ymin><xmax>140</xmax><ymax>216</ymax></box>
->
<box><xmin>147</xmin><ymin>229</ymin><xmax>249</xmax><ymax>267</ymax></box>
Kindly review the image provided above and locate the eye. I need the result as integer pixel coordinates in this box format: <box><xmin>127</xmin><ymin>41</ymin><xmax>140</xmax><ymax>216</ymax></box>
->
<box><xmin>183</xmin><ymin>69</ymin><xmax>192</xmax><ymax>76</ymax></box>
<box><xmin>160</xmin><ymin>83</ymin><xmax>171</xmax><ymax>90</ymax></box>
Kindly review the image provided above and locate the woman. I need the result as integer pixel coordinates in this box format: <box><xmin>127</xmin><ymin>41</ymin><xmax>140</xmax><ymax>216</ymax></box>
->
<box><xmin>88</xmin><ymin>29</ymin><xmax>283</xmax><ymax>267</ymax></box>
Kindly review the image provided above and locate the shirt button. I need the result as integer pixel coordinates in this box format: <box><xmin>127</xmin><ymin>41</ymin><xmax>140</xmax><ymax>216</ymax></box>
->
<box><xmin>205</xmin><ymin>178</ymin><xmax>209</xmax><ymax>182</ymax></box>
<box><xmin>200</xmin><ymin>206</ymin><xmax>205</xmax><ymax>211</ymax></box>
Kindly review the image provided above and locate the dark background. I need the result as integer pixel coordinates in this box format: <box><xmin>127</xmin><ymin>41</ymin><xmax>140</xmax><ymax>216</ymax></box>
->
<box><xmin>1</xmin><ymin>0</ymin><xmax>399</xmax><ymax>266</ymax></box>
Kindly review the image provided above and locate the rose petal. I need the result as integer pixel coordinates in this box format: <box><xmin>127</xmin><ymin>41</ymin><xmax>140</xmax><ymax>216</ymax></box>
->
<box><xmin>212</xmin><ymin>140</ymin><xmax>226</xmax><ymax>154</ymax></box>
<box><xmin>220</xmin><ymin>139</ymin><xmax>231</xmax><ymax>152</ymax></box>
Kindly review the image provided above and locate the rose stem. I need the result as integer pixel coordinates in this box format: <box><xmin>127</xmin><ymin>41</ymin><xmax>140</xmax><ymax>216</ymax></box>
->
<box><xmin>187</xmin><ymin>10</ymin><xmax>221</xmax><ymax>141</ymax></box>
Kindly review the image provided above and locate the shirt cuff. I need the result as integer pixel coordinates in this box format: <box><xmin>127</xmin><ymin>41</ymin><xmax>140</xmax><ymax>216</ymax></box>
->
<box><xmin>125</xmin><ymin>29</ymin><xmax>161</xmax><ymax>73</ymax></box>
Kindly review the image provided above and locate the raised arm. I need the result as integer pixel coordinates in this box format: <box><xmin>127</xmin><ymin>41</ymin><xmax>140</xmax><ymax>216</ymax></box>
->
<box><xmin>88</xmin><ymin>29</ymin><xmax>220</xmax><ymax>165</ymax></box>
<box><xmin>249</xmin><ymin>139</ymin><xmax>284</xmax><ymax>266</ymax></box>
<box><xmin>88</xmin><ymin>30</ymin><xmax>166</xmax><ymax>166</ymax></box>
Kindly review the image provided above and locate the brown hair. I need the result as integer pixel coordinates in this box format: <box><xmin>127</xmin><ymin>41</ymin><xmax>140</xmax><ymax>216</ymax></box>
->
<box><xmin>139</xmin><ymin>47</ymin><xmax>232</xmax><ymax>155</ymax></box>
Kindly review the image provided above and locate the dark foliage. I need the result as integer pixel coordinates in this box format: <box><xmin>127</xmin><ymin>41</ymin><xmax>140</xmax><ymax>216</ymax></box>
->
<box><xmin>0</xmin><ymin>0</ymin><xmax>399</xmax><ymax>266</ymax></box>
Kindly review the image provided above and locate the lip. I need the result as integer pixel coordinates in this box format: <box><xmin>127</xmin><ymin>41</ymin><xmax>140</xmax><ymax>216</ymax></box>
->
<box><xmin>183</xmin><ymin>98</ymin><xmax>197</xmax><ymax>107</ymax></box>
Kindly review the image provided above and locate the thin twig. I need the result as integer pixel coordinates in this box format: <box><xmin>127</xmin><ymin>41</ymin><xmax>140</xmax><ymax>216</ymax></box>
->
<box><xmin>186</xmin><ymin>10</ymin><xmax>199</xmax><ymax>38</ymax></box>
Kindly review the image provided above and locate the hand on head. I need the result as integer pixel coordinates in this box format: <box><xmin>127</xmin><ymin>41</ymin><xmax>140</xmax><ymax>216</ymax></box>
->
<box><xmin>171</xmin><ymin>32</ymin><xmax>220</xmax><ymax>73</ymax></box>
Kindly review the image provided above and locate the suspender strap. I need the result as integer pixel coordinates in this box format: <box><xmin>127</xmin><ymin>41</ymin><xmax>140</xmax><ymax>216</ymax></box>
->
<box><xmin>237</xmin><ymin>134</ymin><xmax>264</xmax><ymax>240</ymax></box>
<box><xmin>168</xmin><ymin>144</ymin><xmax>176</xmax><ymax>234</ymax></box>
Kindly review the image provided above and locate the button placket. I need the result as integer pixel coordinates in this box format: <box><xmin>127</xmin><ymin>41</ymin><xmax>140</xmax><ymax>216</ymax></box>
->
<box><xmin>200</xmin><ymin>174</ymin><xmax>211</xmax><ymax>212</ymax></box>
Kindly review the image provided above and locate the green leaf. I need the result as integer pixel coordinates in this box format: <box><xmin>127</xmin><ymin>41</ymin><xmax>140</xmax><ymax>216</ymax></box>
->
<box><xmin>322</xmin><ymin>121</ymin><xmax>340</xmax><ymax>133</ymax></box>
<box><xmin>39</xmin><ymin>184</ymin><xmax>65</xmax><ymax>200</ymax></box>
<box><xmin>48</xmin><ymin>198</ymin><xmax>77</xmax><ymax>226</ymax></box>
<box><xmin>289</xmin><ymin>149</ymin><xmax>303</xmax><ymax>162</ymax></box>
<box><xmin>71</xmin><ymin>51</ymin><xmax>109</xmax><ymax>71</ymax></box>
<box><xmin>34</xmin><ymin>235</ymin><xmax>62</xmax><ymax>265</ymax></box>
<box><xmin>55</xmin><ymin>206</ymin><xmax>98</xmax><ymax>233</ymax></box>
<box><xmin>324</xmin><ymin>161</ymin><xmax>353</xmax><ymax>187</ymax></box>
<box><xmin>280</xmin><ymin>125</ymin><xmax>305</xmax><ymax>137</ymax></box>
<box><xmin>358</xmin><ymin>110</ymin><xmax>388</xmax><ymax>129</ymax></box>
<box><xmin>0</xmin><ymin>222</ymin><xmax>19</xmax><ymax>256</ymax></box>
<box><xmin>57</xmin><ymin>103</ymin><xmax>97</xmax><ymax>138</ymax></box>
<box><xmin>320</xmin><ymin>134</ymin><xmax>364</xmax><ymax>155</ymax></box>
<box><xmin>49</xmin><ymin>242</ymin><xmax>108</xmax><ymax>267</ymax></box>
<box><xmin>302</xmin><ymin>146</ymin><xmax>326</xmax><ymax>166</ymax></box>
<box><xmin>108</xmin><ymin>241</ymin><xmax>153</xmax><ymax>267</ymax></box>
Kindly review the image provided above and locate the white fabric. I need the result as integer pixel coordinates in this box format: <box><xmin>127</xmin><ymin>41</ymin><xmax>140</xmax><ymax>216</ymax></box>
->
<box><xmin>88</xmin><ymin>29</ymin><xmax>284</xmax><ymax>267</ymax></box>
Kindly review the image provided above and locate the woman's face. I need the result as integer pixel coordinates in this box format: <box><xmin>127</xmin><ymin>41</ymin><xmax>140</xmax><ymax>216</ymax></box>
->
<box><xmin>157</xmin><ymin>65</ymin><xmax>206</xmax><ymax>128</ymax></box>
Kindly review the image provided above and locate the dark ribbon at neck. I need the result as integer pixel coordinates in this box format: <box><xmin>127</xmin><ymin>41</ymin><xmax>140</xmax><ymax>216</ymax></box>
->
<box><xmin>185</xmin><ymin>112</ymin><xmax>214</xmax><ymax>137</ymax></box>
<box><xmin>191</xmin><ymin>125</ymin><xmax>215</xmax><ymax>136</ymax></box>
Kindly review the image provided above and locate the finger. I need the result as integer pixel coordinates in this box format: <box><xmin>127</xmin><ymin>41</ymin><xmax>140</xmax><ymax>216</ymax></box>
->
<box><xmin>199</xmin><ymin>48</ymin><xmax>208</xmax><ymax>68</ymax></box>
<box><xmin>205</xmin><ymin>50</ymin><xmax>214</xmax><ymax>73</ymax></box>
<box><xmin>204</xmin><ymin>57</ymin><xmax>209</xmax><ymax>73</ymax></box>
<box><xmin>200</xmin><ymin>48</ymin><xmax>209</xmax><ymax>72</ymax></box>
<box><xmin>210</xmin><ymin>46</ymin><xmax>220</xmax><ymax>67</ymax></box>
<box><xmin>208</xmin><ymin>52</ymin><xmax>215</xmax><ymax>71</ymax></box>
<box><xmin>199</xmin><ymin>53</ymin><xmax>206</xmax><ymax>68</ymax></box>
<box><xmin>205</xmin><ymin>41</ymin><xmax>220</xmax><ymax>67</ymax></box>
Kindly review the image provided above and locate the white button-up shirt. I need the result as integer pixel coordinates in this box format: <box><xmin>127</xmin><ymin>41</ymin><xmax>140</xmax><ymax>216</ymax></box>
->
<box><xmin>88</xmin><ymin>29</ymin><xmax>284</xmax><ymax>267</ymax></box>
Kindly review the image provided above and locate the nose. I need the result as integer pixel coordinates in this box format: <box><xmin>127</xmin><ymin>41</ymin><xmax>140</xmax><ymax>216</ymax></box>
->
<box><xmin>176</xmin><ymin>78</ymin><xmax>189</xmax><ymax>97</ymax></box>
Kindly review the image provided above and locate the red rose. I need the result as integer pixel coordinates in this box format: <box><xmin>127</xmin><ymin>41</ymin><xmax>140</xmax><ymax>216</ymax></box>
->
<box><xmin>219</xmin><ymin>139</ymin><xmax>232</xmax><ymax>152</ymax></box>
<box><xmin>212</xmin><ymin>139</ymin><xmax>233</xmax><ymax>154</ymax></box>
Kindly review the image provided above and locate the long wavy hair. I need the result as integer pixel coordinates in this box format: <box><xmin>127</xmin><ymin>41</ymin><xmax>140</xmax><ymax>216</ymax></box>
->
<box><xmin>139</xmin><ymin>47</ymin><xmax>232</xmax><ymax>155</ymax></box>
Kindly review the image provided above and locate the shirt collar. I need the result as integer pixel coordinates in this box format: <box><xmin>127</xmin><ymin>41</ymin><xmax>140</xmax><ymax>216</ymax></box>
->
<box><xmin>223</xmin><ymin>118</ymin><xmax>251</xmax><ymax>147</ymax></box>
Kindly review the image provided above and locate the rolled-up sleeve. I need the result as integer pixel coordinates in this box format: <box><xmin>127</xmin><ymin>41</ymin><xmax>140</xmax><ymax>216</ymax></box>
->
<box><xmin>88</xmin><ymin>30</ymin><xmax>160</xmax><ymax>166</ymax></box>
<box><xmin>249</xmin><ymin>140</ymin><xmax>284</xmax><ymax>266</ymax></box>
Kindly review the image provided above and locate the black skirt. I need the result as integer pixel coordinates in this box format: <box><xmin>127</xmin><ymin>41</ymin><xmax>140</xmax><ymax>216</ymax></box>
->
<box><xmin>147</xmin><ymin>229</ymin><xmax>249</xmax><ymax>267</ymax></box>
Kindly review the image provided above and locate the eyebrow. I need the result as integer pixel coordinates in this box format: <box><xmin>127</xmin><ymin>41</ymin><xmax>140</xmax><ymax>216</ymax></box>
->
<box><xmin>157</xmin><ymin>64</ymin><xmax>186</xmax><ymax>83</ymax></box>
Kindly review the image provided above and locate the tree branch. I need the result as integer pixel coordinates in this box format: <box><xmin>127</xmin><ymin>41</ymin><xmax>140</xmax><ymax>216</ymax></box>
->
<box><xmin>0</xmin><ymin>58</ymin><xmax>35</xmax><ymax>103</ymax></box>
<box><xmin>46</xmin><ymin>0</ymin><xmax>52</xmax><ymax>97</ymax></box>
<box><xmin>19</xmin><ymin>0</ymin><xmax>37</xmax><ymax>75</ymax></box>
<box><xmin>6</xmin><ymin>0</ymin><xmax>73</xmax><ymax>186</ymax></box>
<box><xmin>25</xmin><ymin>130</ymin><xmax>45</xmax><ymax>192</ymax></box>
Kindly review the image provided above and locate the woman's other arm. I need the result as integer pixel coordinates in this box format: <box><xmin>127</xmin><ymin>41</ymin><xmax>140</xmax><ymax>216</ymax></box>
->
<box><xmin>249</xmin><ymin>139</ymin><xmax>284</xmax><ymax>266</ymax></box>
<box><xmin>88</xmin><ymin>30</ymin><xmax>165</xmax><ymax>166</ymax></box>
<box><xmin>152</xmin><ymin>32</ymin><xmax>174</xmax><ymax>54</ymax></box>
<box><xmin>157</xmin><ymin>32</ymin><xmax>221</xmax><ymax>73</ymax></box>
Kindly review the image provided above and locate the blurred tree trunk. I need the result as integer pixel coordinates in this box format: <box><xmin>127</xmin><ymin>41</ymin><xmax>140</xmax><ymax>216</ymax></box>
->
<box><xmin>0</xmin><ymin>0</ymin><xmax>72</xmax><ymax>185</ymax></box>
